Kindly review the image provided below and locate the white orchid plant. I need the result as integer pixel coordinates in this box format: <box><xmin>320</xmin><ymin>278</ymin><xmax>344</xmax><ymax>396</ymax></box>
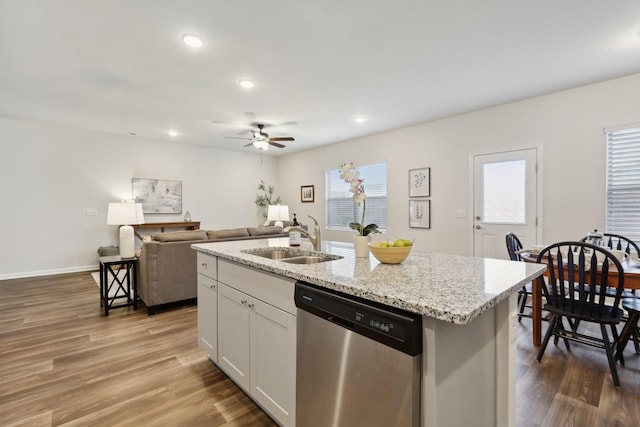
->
<box><xmin>339</xmin><ymin>162</ymin><xmax>380</xmax><ymax>236</ymax></box>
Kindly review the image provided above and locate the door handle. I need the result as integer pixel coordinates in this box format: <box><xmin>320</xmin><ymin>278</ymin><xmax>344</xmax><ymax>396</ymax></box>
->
<box><xmin>475</xmin><ymin>225</ymin><xmax>482</xmax><ymax>229</ymax></box>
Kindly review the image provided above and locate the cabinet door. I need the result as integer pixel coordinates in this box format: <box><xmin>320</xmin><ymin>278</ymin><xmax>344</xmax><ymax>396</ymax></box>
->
<box><xmin>218</xmin><ymin>283</ymin><xmax>251</xmax><ymax>392</ymax></box>
<box><xmin>251</xmin><ymin>298</ymin><xmax>296</xmax><ymax>426</ymax></box>
<box><xmin>197</xmin><ymin>274</ymin><xmax>217</xmax><ymax>362</ymax></box>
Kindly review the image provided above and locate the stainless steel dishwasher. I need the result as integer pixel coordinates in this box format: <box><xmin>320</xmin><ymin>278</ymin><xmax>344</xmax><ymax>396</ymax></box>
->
<box><xmin>295</xmin><ymin>281</ymin><xmax>422</xmax><ymax>427</ymax></box>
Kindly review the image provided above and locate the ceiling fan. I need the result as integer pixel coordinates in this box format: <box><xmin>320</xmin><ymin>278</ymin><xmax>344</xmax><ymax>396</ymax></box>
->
<box><xmin>225</xmin><ymin>123</ymin><xmax>295</xmax><ymax>150</ymax></box>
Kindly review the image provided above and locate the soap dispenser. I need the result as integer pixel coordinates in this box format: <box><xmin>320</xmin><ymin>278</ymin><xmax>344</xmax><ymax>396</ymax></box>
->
<box><xmin>289</xmin><ymin>213</ymin><xmax>301</xmax><ymax>247</ymax></box>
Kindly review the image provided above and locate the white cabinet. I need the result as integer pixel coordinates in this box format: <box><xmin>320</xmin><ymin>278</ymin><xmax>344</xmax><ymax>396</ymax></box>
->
<box><xmin>251</xmin><ymin>294</ymin><xmax>296</xmax><ymax>425</ymax></box>
<box><xmin>197</xmin><ymin>274</ymin><xmax>217</xmax><ymax>361</ymax></box>
<box><xmin>217</xmin><ymin>259</ymin><xmax>296</xmax><ymax>427</ymax></box>
<box><xmin>218</xmin><ymin>283</ymin><xmax>251</xmax><ymax>390</ymax></box>
<box><xmin>197</xmin><ymin>253</ymin><xmax>218</xmax><ymax>362</ymax></box>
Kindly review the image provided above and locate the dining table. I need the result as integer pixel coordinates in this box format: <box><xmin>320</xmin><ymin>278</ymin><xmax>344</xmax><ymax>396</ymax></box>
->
<box><xmin>521</xmin><ymin>251</ymin><xmax>640</xmax><ymax>347</ymax></box>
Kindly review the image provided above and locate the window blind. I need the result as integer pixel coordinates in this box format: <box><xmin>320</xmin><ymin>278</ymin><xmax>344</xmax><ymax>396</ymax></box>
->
<box><xmin>606</xmin><ymin>127</ymin><xmax>640</xmax><ymax>243</ymax></box>
<box><xmin>326</xmin><ymin>162</ymin><xmax>387</xmax><ymax>231</ymax></box>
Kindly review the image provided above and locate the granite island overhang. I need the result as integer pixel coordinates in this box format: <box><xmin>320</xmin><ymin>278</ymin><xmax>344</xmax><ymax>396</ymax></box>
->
<box><xmin>192</xmin><ymin>237</ymin><xmax>546</xmax><ymax>324</ymax></box>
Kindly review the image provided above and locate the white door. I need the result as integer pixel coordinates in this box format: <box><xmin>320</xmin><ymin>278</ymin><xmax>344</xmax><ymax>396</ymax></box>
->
<box><xmin>473</xmin><ymin>148</ymin><xmax>538</xmax><ymax>259</ymax></box>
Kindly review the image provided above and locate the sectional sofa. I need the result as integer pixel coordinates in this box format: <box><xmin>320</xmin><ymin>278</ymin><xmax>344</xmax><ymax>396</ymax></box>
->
<box><xmin>137</xmin><ymin>226</ymin><xmax>288</xmax><ymax>314</ymax></box>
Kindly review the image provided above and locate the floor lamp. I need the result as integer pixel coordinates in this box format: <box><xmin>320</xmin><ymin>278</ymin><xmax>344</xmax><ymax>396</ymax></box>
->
<box><xmin>107</xmin><ymin>201</ymin><xmax>145</xmax><ymax>258</ymax></box>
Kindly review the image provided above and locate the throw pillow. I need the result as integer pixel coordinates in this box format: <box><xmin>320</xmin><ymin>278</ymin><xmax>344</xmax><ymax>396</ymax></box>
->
<box><xmin>207</xmin><ymin>228</ymin><xmax>250</xmax><ymax>239</ymax></box>
<box><xmin>247</xmin><ymin>226</ymin><xmax>284</xmax><ymax>236</ymax></box>
<box><xmin>152</xmin><ymin>230</ymin><xmax>207</xmax><ymax>242</ymax></box>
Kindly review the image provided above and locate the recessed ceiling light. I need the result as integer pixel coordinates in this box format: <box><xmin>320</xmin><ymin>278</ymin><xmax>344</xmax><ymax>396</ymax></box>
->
<box><xmin>168</xmin><ymin>130</ymin><xmax>179</xmax><ymax>137</ymax></box>
<box><xmin>181</xmin><ymin>33</ymin><xmax>205</xmax><ymax>48</ymax></box>
<box><xmin>238</xmin><ymin>79</ymin><xmax>255</xmax><ymax>89</ymax></box>
<box><xmin>353</xmin><ymin>115</ymin><xmax>368</xmax><ymax>124</ymax></box>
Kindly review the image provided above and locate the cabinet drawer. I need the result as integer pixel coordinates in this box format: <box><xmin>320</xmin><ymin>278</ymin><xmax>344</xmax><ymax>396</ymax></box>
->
<box><xmin>218</xmin><ymin>259</ymin><xmax>296</xmax><ymax>315</ymax></box>
<box><xmin>197</xmin><ymin>252</ymin><xmax>217</xmax><ymax>279</ymax></box>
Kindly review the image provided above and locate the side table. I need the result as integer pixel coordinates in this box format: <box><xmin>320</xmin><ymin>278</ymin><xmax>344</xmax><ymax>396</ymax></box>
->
<box><xmin>98</xmin><ymin>255</ymin><xmax>138</xmax><ymax>316</ymax></box>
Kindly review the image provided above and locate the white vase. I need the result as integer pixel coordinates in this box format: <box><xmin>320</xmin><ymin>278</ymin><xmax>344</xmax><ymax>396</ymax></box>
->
<box><xmin>353</xmin><ymin>235</ymin><xmax>370</xmax><ymax>258</ymax></box>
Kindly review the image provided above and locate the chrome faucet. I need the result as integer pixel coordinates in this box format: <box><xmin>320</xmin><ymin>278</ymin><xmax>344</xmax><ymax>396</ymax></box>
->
<box><xmin>283</xmin><ymin>215</ymin><xmax>321</xmax><ymax>250</ymax></box>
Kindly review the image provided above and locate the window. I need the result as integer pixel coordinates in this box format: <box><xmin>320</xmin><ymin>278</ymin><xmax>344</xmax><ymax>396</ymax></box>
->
<box><xmin>606</xmin><ymin>127</ymin><xmax>640</xmax><ymax>243</ymax></box>
<box><xmin>482</xmin><ymin>159</ymin><xmax>526</xmax><ymax>224</ymax></box>
<box><xmin>326</xmin><ymin>162</ymin><xmax>387</xmax><ymax>231</ymax></box>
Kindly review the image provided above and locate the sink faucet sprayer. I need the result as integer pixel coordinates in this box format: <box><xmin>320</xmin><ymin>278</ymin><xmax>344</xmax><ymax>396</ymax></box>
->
<box><xmin>283</xmin><ymin>215</ymin><xmax>321</xmax><ymax>250</ymax></box>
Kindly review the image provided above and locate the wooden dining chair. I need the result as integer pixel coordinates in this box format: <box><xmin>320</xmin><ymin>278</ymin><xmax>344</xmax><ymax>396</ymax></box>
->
<box><xmin>535</xmin><ymin>241</ymin><xmax>626</xmax><ymax>387</ymax></box>
<box><xmin>506</xmin><ymin>233</ymin><xmax>534</xmax><ymax>322</ymax></box>
<box><xmin>579</xmin><ymin>232</ymin><xmax>640</xmax><ymax>299</ymax></box>
<box><xmin>603</xmin><ymin>233</ymin><xmax>640</xmax><ymax>258</ymax></box>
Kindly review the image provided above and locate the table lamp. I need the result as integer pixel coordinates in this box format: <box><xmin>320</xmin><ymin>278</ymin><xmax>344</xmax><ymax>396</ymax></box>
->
<box><xmin>107</xmin><ymin>201</ymin><xmax>145</xmax><ymax>258</ymax></box>
<box><xmin>267</xmin><ymin>205</ymin><xmax>290</xmax><ymax>228</ymax></box>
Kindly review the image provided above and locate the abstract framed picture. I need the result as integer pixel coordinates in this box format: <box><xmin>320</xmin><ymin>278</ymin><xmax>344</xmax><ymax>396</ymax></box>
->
<box><xmin>301</xmin><ymin>185</ymin><xmax>315</xmax><ymax>203</ymax></box>
<box><xmin>409</xmin><ymin>167</ymin><xmax>430</xmax><ymax>197</ymax></box>
<box><xmin>409</xmin><ymin>200</ymin><xmax>430</xmax><ymax>229</ymax></box>
<box><xmin>132</xmin><ymin>178</ymin><xmax>182</xmax><ymax>214</ymax></box>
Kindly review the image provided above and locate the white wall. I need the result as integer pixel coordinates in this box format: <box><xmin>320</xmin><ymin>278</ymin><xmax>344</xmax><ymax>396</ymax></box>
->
<box><xmin>3</xmin><ymin>73</ymin><xmax>639</xmax><ymax>278</ymax></box>
<box><xmin>0</xmin><ymin>118</ymin><xmax>279</xmax><ymax>278</ymax></box>
<box><xmin>277</xmin><ymin>73</ymin><xmax>640</xmax><ymax>255</ymax></box>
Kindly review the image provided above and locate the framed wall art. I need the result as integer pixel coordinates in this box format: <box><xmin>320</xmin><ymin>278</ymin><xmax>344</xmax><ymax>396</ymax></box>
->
<box><xmin>409</xmin><ymin>167</ymin><xmax>430</xmax><ymax>197</ymax></box>
<box><xmin>133</xmin><ymin>178</ymin><xmax>182</xmax><ymax>214</ymax></box>
<box><xmin>409</xmin><ymin>200</ymin><xmax>430</xmax><ymax>229</ymax></box>
<box><xmin>301</xmin><ymin>185</ymin><xmax>315</xmax><ymax>203</ymax></box>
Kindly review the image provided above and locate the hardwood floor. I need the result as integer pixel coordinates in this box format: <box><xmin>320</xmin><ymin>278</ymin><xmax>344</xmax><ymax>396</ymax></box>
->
<box><xmin>1</xmin><ymin>272</ymin><xmax>640</xmax><ymax>426</ymax></box>
<box><xmin>0</xmin><ymin>272</ymin><xmax>276</xmax><ymax>427</ymax></box>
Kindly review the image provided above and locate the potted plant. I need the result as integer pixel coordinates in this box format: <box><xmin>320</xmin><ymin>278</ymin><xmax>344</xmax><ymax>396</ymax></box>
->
<box><xmin>339</xmin><ymin>162</ymin><xmax>380</xmax><ymax>256</ymax></box>
<box><xmin>255</xmin><ymin>180</ymin><xmax>282</xmax><ymax>222</ymax></box>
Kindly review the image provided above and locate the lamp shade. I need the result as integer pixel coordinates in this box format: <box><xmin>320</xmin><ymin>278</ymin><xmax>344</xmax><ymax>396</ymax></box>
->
<box><xmin>267</xmin><ymin>205</ymin><xmax>289</xmax><ymax>227</ymax></box>
<box><xmin>107</xmin><ymin>202</ymin><xmax>145</xmax><ymax>225</ymax></box>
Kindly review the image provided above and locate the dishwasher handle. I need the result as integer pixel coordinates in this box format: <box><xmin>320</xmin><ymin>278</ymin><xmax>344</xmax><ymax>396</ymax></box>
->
<box><xmin>327</xmin><ymin>315</ymin><xmax>355</xmax><ymax>331</ymax></box>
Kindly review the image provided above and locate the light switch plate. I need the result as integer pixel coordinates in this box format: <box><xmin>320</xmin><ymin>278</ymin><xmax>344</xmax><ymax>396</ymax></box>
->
<box><xmin>456</xmin><ymin>209</ymin><xmax>466</xmax><ymax>218</ymax></box>
<box><xmin>86</xmin><ymin>208</ymin><xmax>98</xmax><ymax>216</ymax></box>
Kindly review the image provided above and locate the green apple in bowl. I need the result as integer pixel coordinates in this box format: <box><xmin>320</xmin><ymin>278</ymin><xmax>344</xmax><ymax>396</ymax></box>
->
<box><xmin>393</xmin><ymin>239</ymin><xmax>413</xmax><ymax>247</ymax></box>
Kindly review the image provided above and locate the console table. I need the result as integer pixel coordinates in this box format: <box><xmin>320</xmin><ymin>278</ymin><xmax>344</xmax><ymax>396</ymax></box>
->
<box><xmin>133</xmin><ymin>221</ymin><xmax>200</xmax><ymax>240</ymax></box>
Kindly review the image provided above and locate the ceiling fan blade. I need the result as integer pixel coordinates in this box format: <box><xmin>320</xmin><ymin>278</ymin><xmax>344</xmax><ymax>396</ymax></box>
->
<box><xmin>225</xmin><ymin>136</ymin><xmax>251</xmax><ymax>140</ymax></box>
<box><xmin>278</xmin><ymin>121</ymin><xmax>298</xmax><ymax>126</ymax></box>
<box><xmin>268</xmin><ymin>141</ymin><xmax>286</xmax><ymax>148</ymax></box>
<box><xmin>269</xmin><ymin>137</ymin><xmax>294</xmax><ymax>142</ymax></box>
<box><xmin>243</xmin><ymin>142</ymin><xmax>254</xmax><ymax>147</ymax></box>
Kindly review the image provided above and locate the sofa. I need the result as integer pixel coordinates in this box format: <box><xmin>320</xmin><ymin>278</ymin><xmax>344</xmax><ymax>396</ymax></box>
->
<box><xmin>138</xmin><ymin>226</ymin><xmax>288</xmax><ymax>314</ymax></box>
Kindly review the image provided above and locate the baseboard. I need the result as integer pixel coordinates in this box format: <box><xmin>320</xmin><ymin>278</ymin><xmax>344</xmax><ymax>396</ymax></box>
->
<box><xmin>0</xmin><ymin>265</ymin><xmax>98</xmax><ymax>281</ymax></box>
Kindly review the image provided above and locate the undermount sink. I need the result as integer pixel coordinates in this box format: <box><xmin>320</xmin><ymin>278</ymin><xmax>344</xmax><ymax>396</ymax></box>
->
<box><xmin>280</xmin><ymin>256</ymin><xmax>340</xmax><ymax>264</ymax></box>
<box><xmin>241</xmin><ymin>247</ymin><xmax>342</xmax><ymax>264</ymax></box>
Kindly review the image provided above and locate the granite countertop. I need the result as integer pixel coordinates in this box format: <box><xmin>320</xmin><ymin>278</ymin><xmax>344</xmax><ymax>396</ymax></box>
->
<box><xmin>192</xmin><ymin>238</ymin><xmax>546</xmax><ymax>324</ymax></box>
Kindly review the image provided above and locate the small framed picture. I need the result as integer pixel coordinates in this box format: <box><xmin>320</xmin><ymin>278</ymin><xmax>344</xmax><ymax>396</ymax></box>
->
<box><xmin>301</xmin><ymin>185</ymin><xmax>315</xmax><ymax>203</ymax></box>
<box><xmin>409</xmin><ymin>200</ymin><xmax>430</xmax><ymax>229</ymax></box>
<box><xmin>409</xmin><ymin>167</ymin><xmax>430</xmax><ymax>197</ymax></box>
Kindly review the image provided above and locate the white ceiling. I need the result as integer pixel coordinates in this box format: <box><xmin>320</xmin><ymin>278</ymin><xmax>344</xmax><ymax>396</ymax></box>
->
<box><xmin>1</xmin><ymin>0</ymin><xmax>640</xmax><ymax>156</ymax></box>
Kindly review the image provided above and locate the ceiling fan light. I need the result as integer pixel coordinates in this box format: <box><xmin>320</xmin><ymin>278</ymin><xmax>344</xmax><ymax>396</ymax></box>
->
<box><xmin>253</xmin><ymin>139</ymin><xmax>269</xmax><ymax>150</ymax></box>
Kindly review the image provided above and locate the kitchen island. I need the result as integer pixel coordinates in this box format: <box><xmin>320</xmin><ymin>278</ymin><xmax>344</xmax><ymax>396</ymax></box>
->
<box><xmin>192</xmin><ymin>238</ymin><xmax>546</xmax><ymax>427</ymax></box>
